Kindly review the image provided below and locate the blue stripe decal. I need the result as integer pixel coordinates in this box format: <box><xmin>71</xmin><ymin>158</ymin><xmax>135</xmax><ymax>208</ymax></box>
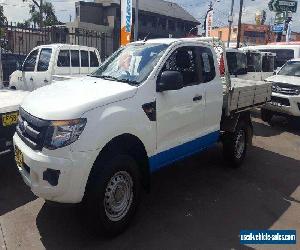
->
<box><xmin>149</xmin><ymin>131</ymin><xmax>220</xmax><ymax>172</ymax></box>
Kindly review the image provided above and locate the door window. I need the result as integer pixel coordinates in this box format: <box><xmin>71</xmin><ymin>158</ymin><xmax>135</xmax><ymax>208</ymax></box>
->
<box><xmin>57</xmin><ymin>50</ymin><xmax>70</xmax><ymax>67</ymax></box>
<box><xmin>162</xmin><ymin>47</ymin><xmax>199</xmax><ymax>86</ymax></box>
<box><xmin>81</xmin><ymin>50</ymin><xmax>89</xmax><ymax>67</ymax></box>
<box><xmin>71</xmin><ymin>50</ymin><xmax>80</xmax><ymax>67</ymax></box>
<box><xmin>197</xmin><ymin>47</ymin><xmax>216</xmax><ymax>82</ymax></box>
<box><xmin>23</xmin><ymin>49</ymin><xmax>39</xmax><ymax>71</ymax></box>
<box><xmin>37</xmin><ymin>48</ymin><xmax>52</xmax><ymax>72</ymax></box>
<box><xmin>90</xmin><ymin>51</ymin><xmax>99</xmax><ymax>67</ymax></box>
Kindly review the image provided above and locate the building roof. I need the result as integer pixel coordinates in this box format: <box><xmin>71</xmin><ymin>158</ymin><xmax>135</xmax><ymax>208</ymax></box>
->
<box><xmin>94</xmin><ymin>0</ymin><xmax>199</xmax><ymax>24</ymax></box>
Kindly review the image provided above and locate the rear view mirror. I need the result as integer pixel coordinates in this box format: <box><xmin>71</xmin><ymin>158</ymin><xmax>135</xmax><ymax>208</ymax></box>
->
<box><xmin>157</xmin><ymin>71</ymin><xmax>184</xmax><ymax>92</ymax></box>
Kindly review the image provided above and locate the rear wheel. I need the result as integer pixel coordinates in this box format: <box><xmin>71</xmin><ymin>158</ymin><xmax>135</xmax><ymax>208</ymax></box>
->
<box><xmin>223</xmin><ymin>121</ymin><xmax>249</xmax><ymax>168</ymax></box>
<box><xmin>261</xmin><ymin>108</ymin><xmax>273</xmax><ymax>124</ymax></box>
<box><xmin>84</xmin><ymin>153</ymin><xmax>141</xmax><ymax>237</ymax></box>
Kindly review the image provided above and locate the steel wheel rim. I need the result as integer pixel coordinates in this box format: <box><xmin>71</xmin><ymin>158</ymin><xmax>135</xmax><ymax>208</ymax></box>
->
<box><xmin>235</xmin><ymin>129</ymin><xmax>246</xmax><ymax>159</ymax></box>
<box><xmin>104</xmin><ymin>171</ymin><xmax>133</xmax><ymax>222</ymax></box>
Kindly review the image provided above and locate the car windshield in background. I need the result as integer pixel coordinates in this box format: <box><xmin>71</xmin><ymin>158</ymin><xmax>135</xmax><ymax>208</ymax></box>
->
<box><xmin>278</xmin><ymin>61</ymin><xmax>300</xmax><ymax>77</ymax></box>
<box><xmin>226</xmin><ymin>52</ymin><xmax>247</xmax><ymax>75</ymax></box>
<box><xmin>259</xmin><ymin>49</ymin><xmax>294</xmax><ymax>68</ymax></box>
<box><xmin>247</xmin><ymin>52</ymin><xmax>261</xmax><ymax>72</ymax></box>
<box><xmin>92</xmin><ymin>43</ymin><xmax>169</xmax><ymax>85</ymax></box>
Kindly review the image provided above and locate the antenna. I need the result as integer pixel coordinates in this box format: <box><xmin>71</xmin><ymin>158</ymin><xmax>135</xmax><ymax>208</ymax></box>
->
<box><xmin>143</xmin><ymin>32</ymin><xmax>151</xmax><ymax>42</ymax></box>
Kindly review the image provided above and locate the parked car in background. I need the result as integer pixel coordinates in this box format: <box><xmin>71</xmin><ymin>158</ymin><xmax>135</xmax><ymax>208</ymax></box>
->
<box><xmin>226</xmin><ymin>48</ymin><xmax>275</xmax><ymax>81</ymax></box>
<box><xmin>262</xmin><ymin>58</ymin><xmax>300</xmax><ymax>124</ymax></box>
<box><xmin>2</xmin><ymin>53</ymin><xmax>26</xmax><ymax>87</ymax></box>
<box><xmin>244</xmin><ymin>42</ymin><xmax>300</xmax><ymax>70</ymax></box>
<box><xmin>9</xmin><ymin>44</ymin><xmax>101</xmax><ymax>91</ymax></box>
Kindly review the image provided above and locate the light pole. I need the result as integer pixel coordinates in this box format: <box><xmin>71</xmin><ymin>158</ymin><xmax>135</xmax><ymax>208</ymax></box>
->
<box><xmin>227</xmin><ymin>0</ymin><xmax>235</xmax><ymax>47</ymax></box>
<box><xmin>134</xmin><ymin>0</ymin><xmax>139</xmax><ymax>41</ymax></box>
<box><xmin>236</xmin><ymin>0</ymin><xmax>255</xmax><ymax>48</ymax></box>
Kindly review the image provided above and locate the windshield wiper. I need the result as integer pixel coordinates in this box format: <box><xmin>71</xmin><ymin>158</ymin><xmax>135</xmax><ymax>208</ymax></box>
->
<box><xmin>92</xmin><ymin>75</ymin><xmax>139</xmax><ymax>85</ymax></box>
<box><xmin>117</xmin><ymin>78</ymin><xmax>139</xmax><ymax>86</ymax></box>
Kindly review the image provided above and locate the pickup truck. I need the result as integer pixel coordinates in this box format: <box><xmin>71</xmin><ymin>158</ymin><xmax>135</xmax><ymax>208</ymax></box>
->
<box><xmin>0</xmin><ymin>89</ymin><xmax>29</xmax><ymax>155</ymax></box>
<box><xmin>9</xmin><ymin>44</ymin><xmax>101</xmax><ymax>91</ymax></box>
<box><xmin>13</xmin><ymin>37</ymin><xmax>271</xmax><ymax>236</ymax></box>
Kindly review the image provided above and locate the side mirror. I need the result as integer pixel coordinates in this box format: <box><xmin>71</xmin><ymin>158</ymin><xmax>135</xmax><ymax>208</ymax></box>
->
<box><xmin>157</xmin><ymin>71</ymin><xmax>184</xmax><ymax>92</ymax></box>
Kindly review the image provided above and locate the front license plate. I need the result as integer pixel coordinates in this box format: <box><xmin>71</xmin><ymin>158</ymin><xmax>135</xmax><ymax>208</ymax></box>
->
<box><xmin>15</xmin><ymin>145</ymin><xmax>24</xmax><ymax>168</ymax></box>
<box><xmin>2</xmin><ymin>112</ymin><xmax>18</xmax><ymax>127</ymax></box>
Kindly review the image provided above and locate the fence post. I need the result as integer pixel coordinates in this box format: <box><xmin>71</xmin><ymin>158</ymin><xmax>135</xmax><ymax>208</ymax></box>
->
<box><xmin>101</xmin><ymin>32</ymin><xmax>105</xmax><ymax>61</ymax></box>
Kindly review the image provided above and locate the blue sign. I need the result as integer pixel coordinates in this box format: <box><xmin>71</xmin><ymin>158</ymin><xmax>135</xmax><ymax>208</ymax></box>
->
<box><xmin>273</xmin><ymin>23</ymin><xmax>284</xmax><ymax>33</ymax></box>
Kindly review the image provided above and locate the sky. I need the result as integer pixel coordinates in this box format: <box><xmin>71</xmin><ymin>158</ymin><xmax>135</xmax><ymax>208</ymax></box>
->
<box><xmin>1</xmin><ymin>0</ymin><xmax>300</xmax><ymax>32</ymax></box>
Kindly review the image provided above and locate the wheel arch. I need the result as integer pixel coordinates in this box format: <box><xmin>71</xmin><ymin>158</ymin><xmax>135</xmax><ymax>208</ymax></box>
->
<box><xmin>86</xmin><ymin>133</ymin><xmax>151</xmax><ymax>193</ymax></box>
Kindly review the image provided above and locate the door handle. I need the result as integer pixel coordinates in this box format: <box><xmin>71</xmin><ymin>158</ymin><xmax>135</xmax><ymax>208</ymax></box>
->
<box><xmin>193</xmin><ymin>95</ymin><xmax>203</xmax><ymax>102</ymax></box>
<box><xmin>30</xmin><ymin>77</ymin><xmax>33</xmax><ymax>81</ymax></box>
<box><xmin>44</xmin><ymin>79</ymin><xmax>49</xmax><ymax>83</ymax></box>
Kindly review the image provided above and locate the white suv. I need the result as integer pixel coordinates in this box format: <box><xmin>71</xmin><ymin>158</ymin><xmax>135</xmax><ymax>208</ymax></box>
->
<box><xmin>262</xmin><ymin>59</ymin><xmax>300</xmax><ymax>123</ymax></box>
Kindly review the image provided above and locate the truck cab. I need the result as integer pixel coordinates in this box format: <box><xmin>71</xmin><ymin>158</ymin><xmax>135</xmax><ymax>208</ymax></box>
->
<box><xmin>9</xmin><ymin>44</ymin><xmax>101</xmax><ymax>91</ymax></box>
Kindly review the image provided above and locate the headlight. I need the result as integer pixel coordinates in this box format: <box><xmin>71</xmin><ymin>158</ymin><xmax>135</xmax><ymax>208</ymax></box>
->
<box><xmin>45</xmin><ymin>118</ymin><xmax>87</xmax><ymax>150</ymax></box>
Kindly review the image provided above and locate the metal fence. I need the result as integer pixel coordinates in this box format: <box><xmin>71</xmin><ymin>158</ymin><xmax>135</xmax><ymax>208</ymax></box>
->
<box><xmin>0</xmin><ymin>23</ymin><xmax>114</xmax><ymax>84</ymax></box>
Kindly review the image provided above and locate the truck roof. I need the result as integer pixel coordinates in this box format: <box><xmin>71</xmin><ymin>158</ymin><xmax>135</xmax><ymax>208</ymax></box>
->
<box><xmin>133</xmin><ymin>38</ymin><xmax>212</xmax><ymax>47</ymax></box>
<box><xmin>31</xmin><ymin>44</ymin><xmax>98</xmax><ymax>50</ymax></box>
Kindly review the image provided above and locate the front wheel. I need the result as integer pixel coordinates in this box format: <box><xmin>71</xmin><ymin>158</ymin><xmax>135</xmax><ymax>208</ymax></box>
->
<box><xmin>223</xmin><ymin>121</ymin><xmax>249</xmax><ymax>168</ymax></box>
<box><xmin>84</xmin><ymin>154</ymin><xmax>141</xmax><ymax>237</ymax></box>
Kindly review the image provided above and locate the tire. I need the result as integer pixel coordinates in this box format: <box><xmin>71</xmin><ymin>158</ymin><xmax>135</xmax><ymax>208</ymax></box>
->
<box><xmin>261</xmin><ymin>108</ymin><xmax>273</xmax><ymax>123</ymax></box>
<box><xmin>290</xmin><ymin>116</ymin><xmax>300</xmax><ymax>129</ymax></box>
<box><xmin>84</xmin><ymin>153</ymin><xmax>141</xmax><ymax>237</ymax></box>
<box><xmin>223</xmin><ymin>121</ymin><xmax>248</xmax><ymax>168</ymax></box>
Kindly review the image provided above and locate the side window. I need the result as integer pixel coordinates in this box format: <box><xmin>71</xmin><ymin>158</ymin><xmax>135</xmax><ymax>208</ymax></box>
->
<box><xmin>57</xmin><ymin>50</ymin><xmax>70</xmax><ymax>67</ymax></box>
<box><xmin>23</xmin><ymin>49</ymin><xmax>39</xmax><ymax>71</ymax></box>
<box><xmin>90</xmin><ymin>51</ymin><xmax>99</xmax><ymax>67</ymax></box>
<box><xmin>71</xmin><ymin>50</ymin><xmax>80</xmax><ymax>67</ymax></box>
<box><xmin>162</xmin><ymin>47</ymin><xmax>199</xmax><ymax>86</ymax></box>
<box><xmin>37</xmin><ymin>48</ymin><xmax>52</xmax><ymax>72</ymax></box>
<box><xmin>197</xmin><ymin>47</ymin><xmax>216</xmax><ymax>83</ymax></box>
<box><xmin>81</xmin><ymin>50</ymin><xmax>89</xmax><ymax>67</ymax></box>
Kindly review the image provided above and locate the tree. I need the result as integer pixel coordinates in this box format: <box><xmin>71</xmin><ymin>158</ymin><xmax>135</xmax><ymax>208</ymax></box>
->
<box><xmin>0</xmin><ymin>5</ymin><xmax>7</xmax><ymax>26</ymax></box>
<box><xmin>23</xmin><ymin>0</ymin><xmax>61</xmax><ymax>27</ymax></box>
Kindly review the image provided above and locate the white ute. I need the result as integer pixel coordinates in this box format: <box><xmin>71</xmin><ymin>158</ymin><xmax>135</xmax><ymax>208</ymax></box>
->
<box><xmin>9</xmin><ymin>44</ymin><xmax>101</xmax><ymax>91</ymax></box>
<box><xmin>13</xmin><ymin>38</ymin><xmax>271</xmax><ymax>236</ymax></box>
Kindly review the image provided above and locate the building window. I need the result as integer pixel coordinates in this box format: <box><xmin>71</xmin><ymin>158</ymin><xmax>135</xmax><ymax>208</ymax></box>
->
<box><xmin>141</xmin><ymin>15</ymin><xmax>148</xmax><ymax>27</ymax></box>
<box><xmin>149</xmin><ymin>16</ymin><xmax>157</xmax><ymax>28</ymax></box>
<box><xmin>158</xmin><ymin>18</ymin><xmax>166</xmax><ymax>30</ymax></box>
<box><xmin>177</xmin><ymin>22</ymin><xmax>184</xmax><ymax>31</ymax></box>
<box><xmin>218</xmin><ymin>31</ymin><xmax>222</xmax><ymax>39</ymax></box>
<box><xmin>168</xmin><ymin>20</ymin><xmax>175</xmax><ymax>31</ymax></box>
<box><xmin>76</xmin><ymin>6</ymin><xmax>80</xmax><ymax>17</ymax></box>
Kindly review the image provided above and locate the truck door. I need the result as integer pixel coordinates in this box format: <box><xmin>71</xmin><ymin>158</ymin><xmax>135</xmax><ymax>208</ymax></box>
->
<box><xmin>22</xmin><ymin>48</ymin><xmax>39</xmax><ymax>91</ymax></box>
<box><xmin>155</xmin><ymin>46</ymin><xmax>206</xmax><ymax>169</ymax></box>
<box><xmin>33</xmin><ymin>48</ymin><xmax>53</xmax><ymax>90</ymax></box>
<box><xmin>198</xmin><ymin>46</ymin><xmax>223</xmax><ymax>133</ymax></box>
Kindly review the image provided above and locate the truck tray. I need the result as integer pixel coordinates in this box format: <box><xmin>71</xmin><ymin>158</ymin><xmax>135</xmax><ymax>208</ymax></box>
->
<box><xmin>225</xmin><ymin>78</ymin><xmax>272</xmax><ymax>113</ymax></box>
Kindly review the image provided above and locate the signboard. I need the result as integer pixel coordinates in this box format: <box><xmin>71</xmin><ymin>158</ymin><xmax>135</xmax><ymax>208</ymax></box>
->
<box><xmin>206</xmin><ymin>10</ymin><xmax>213</xmax><ymax>37</ymax></box>
<box><xmin>269</xmin><ymin>0</ymin><xmax>298</xmax><ymax>13</ymax></box>
<box><xmin>121</xmin><ymin>0</ymin><xmax>133</xmax><ymax>46</ymax></box>
<box><xmin>274</xmin><ymin>12</ymin><xmax>286</xmax><ymax>24</ymax></box>
<box><xmin>273</xmin><ymin>23</ymin><xmax>285</xmax><ymax>33</ymax></box>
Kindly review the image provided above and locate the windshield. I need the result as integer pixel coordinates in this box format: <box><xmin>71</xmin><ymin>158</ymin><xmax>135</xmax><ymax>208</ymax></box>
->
<box><xmin>262</xmin><ymin>54</ymin><xmax>275</xmax><ymax>72</ymax></box>
<box><xmin>226</xmin><ymin>52</ymin><xmax>247</xmax><ymax>75</ymax></box>
<box><xmin>92</xmin><ymin>43</ymin><xmax>169</xmax><ymax>85</ymax></box>
<box><xmin>247</xmin><ymin>52</ymin><xmax>261</xmax><ymax>72</ymax></box>
<box><xmin>259</xmin><ymin>49</ymin><xmax>294</xmax><ymax>68</ymax></box>
<box><xmin>278</xmin><ymin>61</ymin><xmax>300</xmax><ymax>77</ymax></box>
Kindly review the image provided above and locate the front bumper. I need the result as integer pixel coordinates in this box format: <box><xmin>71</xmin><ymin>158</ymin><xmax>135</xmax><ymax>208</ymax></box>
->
<box><xmin>264</xmin><ymin>93</ymin><xmax>300</xmax><ymax>117</ymax></box>
<box><xmin>13</xmin><ymin>133</ymin><xmax>98</xmax><ymax>203</ymax></box>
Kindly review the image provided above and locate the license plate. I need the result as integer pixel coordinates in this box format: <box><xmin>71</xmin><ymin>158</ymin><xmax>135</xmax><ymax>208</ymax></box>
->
<box><xmin>15</xmin><ymin>145</ymin><xmax>24</xmax><ymax>168</ymax></box>
<box><xmin>2</xmin><ymin>112</ymin><xmax>18</xmax><ymax>127</ymax></box>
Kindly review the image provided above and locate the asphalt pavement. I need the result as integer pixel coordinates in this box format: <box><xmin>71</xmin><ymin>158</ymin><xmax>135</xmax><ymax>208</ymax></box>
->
<box><xmin>0</xmin><ymin>113</ymin><xmax>300</xmax><ymax>250</ymax></box>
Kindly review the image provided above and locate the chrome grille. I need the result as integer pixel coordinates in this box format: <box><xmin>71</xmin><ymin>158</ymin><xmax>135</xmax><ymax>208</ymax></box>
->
<box><xmin>16</xmin><ymin>108</ymin><xmax>50</xmax><ymax>151</ymax></box>
<box><xmin>272</xmin><ymin>82</ymin><xmax>300</xmax><ymax>96</ymax></box>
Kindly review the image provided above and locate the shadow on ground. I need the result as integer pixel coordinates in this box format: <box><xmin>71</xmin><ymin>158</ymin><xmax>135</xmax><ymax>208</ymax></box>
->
<box><xmin>0</xmin><ymin>153</ymin><xmax>36</xmax><ymax>216</ymax></box>
<box><xmin>36</xmin><ymin>144</ymin><xmax>300</xmax><ymax>250</ymax></box>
